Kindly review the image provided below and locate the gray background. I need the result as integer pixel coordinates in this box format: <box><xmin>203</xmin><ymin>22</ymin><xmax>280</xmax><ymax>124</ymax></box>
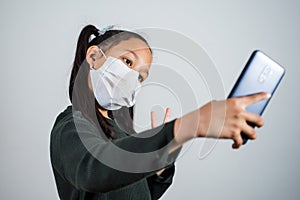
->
<box><xmin>1</xmin><ymin>0</ymin><xmax>299</xmax><ymax>199</ymax></box>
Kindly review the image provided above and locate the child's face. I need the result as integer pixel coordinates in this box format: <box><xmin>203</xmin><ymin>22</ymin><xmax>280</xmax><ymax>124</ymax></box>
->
<box><xmin>88</xmin><ymin>37</ymin><xmax>152</xmax><ymax>83</ymax></box>
<box><xmin>105</xmin><ymin>38</ymin><xmax>152</xmax><ymax>83</ymax></box>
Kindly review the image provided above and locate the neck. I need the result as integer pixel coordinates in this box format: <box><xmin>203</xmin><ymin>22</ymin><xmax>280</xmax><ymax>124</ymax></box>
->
<box><xmin>98</xmin><ymin>108</ymin><xmax>111</xmax><ymax>119</ymax></box>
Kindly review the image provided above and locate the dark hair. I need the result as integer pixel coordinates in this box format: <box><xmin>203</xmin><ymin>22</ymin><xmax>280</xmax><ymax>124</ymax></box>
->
<box><xmin>69</xmin><ymin>24</ymin><xmax>151</xmax><ymax>139</ymax></box>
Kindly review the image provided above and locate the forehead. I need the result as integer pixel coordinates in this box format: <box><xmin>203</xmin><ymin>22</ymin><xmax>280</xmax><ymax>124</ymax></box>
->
<box><xmin>108</xmin><ymin>38</ymin><xmax>152</xmax><ymax>63</ymax></box>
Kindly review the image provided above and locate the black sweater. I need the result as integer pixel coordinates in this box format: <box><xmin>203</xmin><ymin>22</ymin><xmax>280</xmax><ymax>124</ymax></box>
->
<box><xmin>50</xmin><ymin>105</ymin><xmax>181</xmax><ymax>199</ymax></box>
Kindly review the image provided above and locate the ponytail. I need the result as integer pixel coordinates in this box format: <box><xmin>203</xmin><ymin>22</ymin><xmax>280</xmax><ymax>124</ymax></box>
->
<box><xmin>69</xmin><ymin>25</ymin><xmax>98</xmax><ymax>101</ymax></box>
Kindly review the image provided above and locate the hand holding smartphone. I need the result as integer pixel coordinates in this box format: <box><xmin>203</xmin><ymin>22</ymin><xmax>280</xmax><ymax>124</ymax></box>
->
<box><xmin>228</xmin><ymin>50</ymin><xmax>285</xmax><ymax>144</ymax></box>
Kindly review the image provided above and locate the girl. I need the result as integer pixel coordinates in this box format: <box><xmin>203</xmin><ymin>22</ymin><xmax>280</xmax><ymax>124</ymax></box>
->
<box><xmin>50</xmin><ymin>24</ymin><xmax>270</xmax><ymax>200</ymax></box>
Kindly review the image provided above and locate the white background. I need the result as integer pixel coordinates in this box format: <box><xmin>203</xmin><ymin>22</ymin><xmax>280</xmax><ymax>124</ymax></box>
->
<box><xmin>1</xmin><ymin>0</ymin><xmax>299</xmax><ymax>199</ymax></box>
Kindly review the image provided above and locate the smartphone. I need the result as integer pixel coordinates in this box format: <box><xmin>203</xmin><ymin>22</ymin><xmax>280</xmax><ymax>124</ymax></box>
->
<box><xmin>228</xmin><ymin>50</ymin><xmax>285</xmax><ymax>144</ymax></box>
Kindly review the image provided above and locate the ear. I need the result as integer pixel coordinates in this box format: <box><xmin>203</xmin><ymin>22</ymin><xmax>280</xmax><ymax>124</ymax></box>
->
<box><xmin>86</xmin><ymin>45</ymin><xmax>100</xmax><ymax>66</ymax></box>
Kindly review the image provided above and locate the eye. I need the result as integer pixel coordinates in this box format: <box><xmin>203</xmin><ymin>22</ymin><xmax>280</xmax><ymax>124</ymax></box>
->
<box><xmin>138</xmin><ymin>74</ymin><xmax>144</xmax><ymax>82</ymax></box>
<box><xmin>122</xmin><ymin>57</ymin><xmax>132</xmax><ymax>67</ymax></box>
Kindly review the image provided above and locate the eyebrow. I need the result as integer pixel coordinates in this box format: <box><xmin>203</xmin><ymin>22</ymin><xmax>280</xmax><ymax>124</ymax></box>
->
<box><xmin>124</xmin><ymin>49</ymin><xmax>138</xmax><ymax>60</ymax></box>
<box><xmin>124</xmin><ymin>49</ymin><xmax>150</xmax><ymax>76</ymax></box>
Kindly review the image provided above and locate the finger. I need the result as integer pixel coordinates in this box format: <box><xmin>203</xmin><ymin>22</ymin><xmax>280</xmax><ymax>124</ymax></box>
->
<box><xmin>240</xmin><ymin>92</ymin><xmax>271</xmax><ymax>107</ymax></box>
<box><xmin>163</xmin><ymin>107</ymin><xmax>171</xmax><ymax>123</ymax></box>
<box><xmin>151</xmin><ymin>111</ymin><xmax>156</xmax><ymax>128</ymax></box>
<box><xmin>240</xmin><ymin>121</ymin><xmax>257</xmax><ymax>140</ymax></box>
<box><xmin>242</xmin><ymin>111</ymin><xmax>264</xmax><ymax>128</ymax></box>
<box><xmin>232</xmin><ymin>134</ymin><xmax>243</xmax><ymax>149</ymax></box>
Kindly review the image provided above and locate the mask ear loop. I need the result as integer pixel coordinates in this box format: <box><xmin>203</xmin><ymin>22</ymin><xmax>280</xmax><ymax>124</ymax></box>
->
<box><xmin>90</xmin><ymin>48</ymin><xmax>107</xmax><ymax>70</ymax></box>
<box><xmin>99</xmin><ymin>48</ymin><xmax>107</xmax><ymax>59</ymax></box>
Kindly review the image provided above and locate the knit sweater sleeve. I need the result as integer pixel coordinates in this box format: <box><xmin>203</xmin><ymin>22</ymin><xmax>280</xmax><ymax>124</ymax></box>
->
<box><xmin>50</xmin><ymin>110</ymin><xmax>181</xmax><ymax>194</ymax></box>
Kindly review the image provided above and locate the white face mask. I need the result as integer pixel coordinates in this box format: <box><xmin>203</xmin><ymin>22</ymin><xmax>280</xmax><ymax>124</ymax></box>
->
<box><xmin>90</xmin><ymin>49</ymin><xmax>141</xmax><ymax>110</ymax></box>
